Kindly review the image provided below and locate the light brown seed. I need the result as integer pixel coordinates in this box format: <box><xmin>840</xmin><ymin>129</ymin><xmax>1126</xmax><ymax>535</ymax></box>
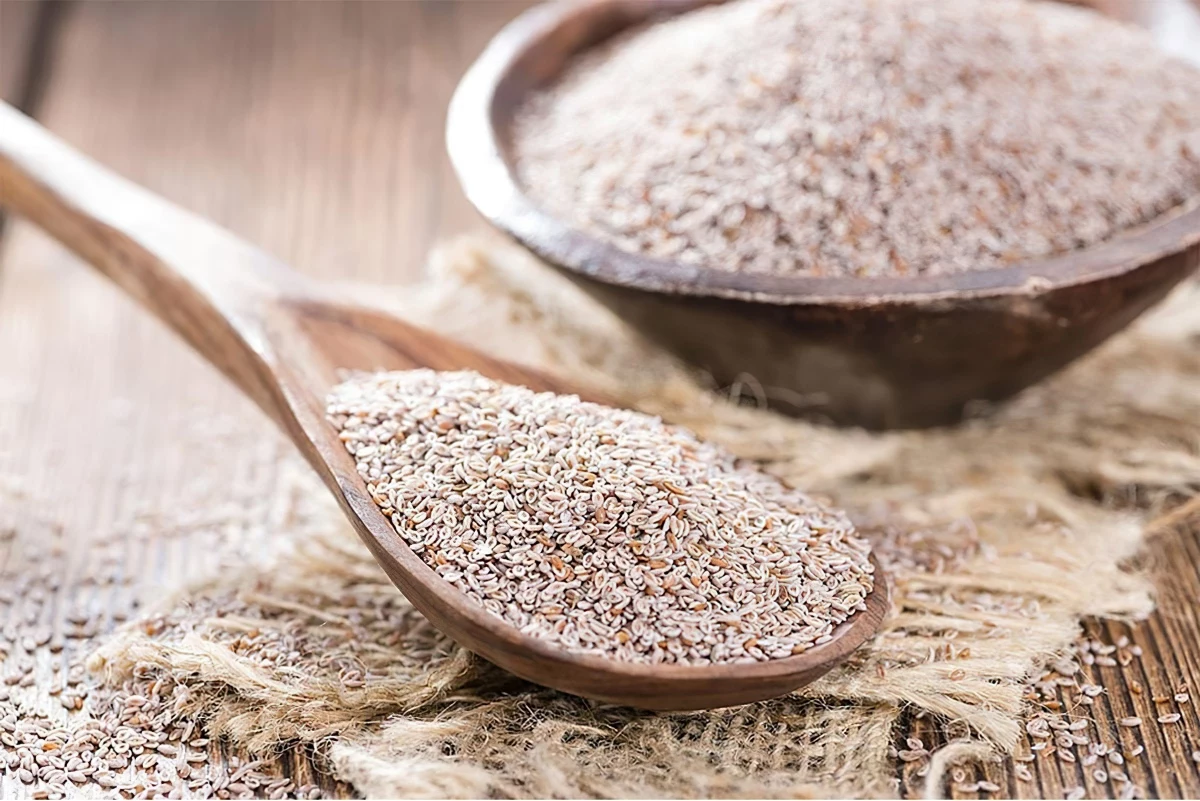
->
<box><xmin>328</xmin><ymin>370</ymin><xmax>875</xmax><ymax>665</ymax></box>
<box><xmin>513</xmin><ymin>0</ymin><xmax>1200</xmax><ymax>280</ymax></box>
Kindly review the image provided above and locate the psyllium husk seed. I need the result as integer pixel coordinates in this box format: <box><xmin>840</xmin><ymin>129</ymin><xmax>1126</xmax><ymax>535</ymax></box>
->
<box><xmin>513</xmin><ymin>0</ymin><xmax>1200</xmax><ymax>278</ymax></box>
<box><xmin>327</xmin><ymin>370</ymin><xmax>874</xmax><ymax>665</ymax></box>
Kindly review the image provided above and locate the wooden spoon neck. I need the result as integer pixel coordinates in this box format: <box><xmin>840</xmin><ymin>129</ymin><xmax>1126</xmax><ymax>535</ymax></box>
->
<box><xmin>0</xmin><ymin>102</ymin><xmax>311</xmax><ymax>423</ymax></box>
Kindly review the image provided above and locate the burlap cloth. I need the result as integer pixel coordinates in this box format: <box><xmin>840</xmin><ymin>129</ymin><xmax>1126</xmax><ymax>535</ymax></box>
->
<box><xmin>86</xmin><ymin>236</ymin><xmax>1200</xmax><ymax>798</ymax></box>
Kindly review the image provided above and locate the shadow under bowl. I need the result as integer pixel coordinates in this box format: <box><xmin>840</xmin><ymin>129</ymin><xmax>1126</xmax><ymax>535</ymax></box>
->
<box><xmin>447</xmin><ymin>0</ymin><xmax>1200</xmax><ymax>430</ymax></box>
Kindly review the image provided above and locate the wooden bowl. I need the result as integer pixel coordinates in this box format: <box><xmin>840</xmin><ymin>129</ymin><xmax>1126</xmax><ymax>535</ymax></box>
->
<box><xmin>447</xmin><ymin>0</ymin><xmax>1200</xmax><ymax>429</ymax></box>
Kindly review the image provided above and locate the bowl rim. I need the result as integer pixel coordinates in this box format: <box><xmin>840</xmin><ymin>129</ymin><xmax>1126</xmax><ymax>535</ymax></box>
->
<box><xmin>447</xmin><ymin>0</ymin><xmax>1200</xmax><ymax>306</ymax></box>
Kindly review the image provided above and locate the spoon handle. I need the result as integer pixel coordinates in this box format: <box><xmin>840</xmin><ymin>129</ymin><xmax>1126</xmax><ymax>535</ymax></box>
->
<box><xmin>0</xmin><ymin>102</ymin><xmax>302</xmax><ymax>418</ymax></box>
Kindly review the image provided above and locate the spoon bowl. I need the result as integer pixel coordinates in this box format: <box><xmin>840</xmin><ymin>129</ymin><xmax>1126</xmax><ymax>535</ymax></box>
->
<box><xmin>447</xmin><ymin>0</ymin><xmax>1200</xmax><ymax>429</ymax></box>
<box><xmin>0</xmin><ymin>102</ymin><xmax>889</xmax><ymax>710</ymax></box>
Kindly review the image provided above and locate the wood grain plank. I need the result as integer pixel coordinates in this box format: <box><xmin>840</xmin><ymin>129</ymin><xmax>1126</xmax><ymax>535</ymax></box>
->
<box><xmin>0</xmin><ymin>0</ymin><xmax>58</xmax><ymax>242</ymax></box>
<box><xmin>900</xmin><ymin>507</ymin><xmax>1200</xmax><ymax>799</ymax></box>
<box><xmin>0</xmin><ymin>0</ymin><xmax>42</xmax><ymax>106</ymax></box>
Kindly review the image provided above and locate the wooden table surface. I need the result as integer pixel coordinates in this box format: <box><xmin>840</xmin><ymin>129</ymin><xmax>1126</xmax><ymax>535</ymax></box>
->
<box><xmin>0</xmin><ymin>2</ymin><xmax>1197</xmax><ymax>798</ymax></box>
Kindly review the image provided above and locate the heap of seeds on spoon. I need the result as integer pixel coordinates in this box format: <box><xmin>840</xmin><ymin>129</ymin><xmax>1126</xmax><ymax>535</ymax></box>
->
<box><xmin>513</xmin><ymin>0</ymin><xmax>1200</xmax><ymax>278</ymax></box>
<box><xmin>327</xmin><ymin>370</ymin><xmax>874</xmax><ymax>665</ymax></box>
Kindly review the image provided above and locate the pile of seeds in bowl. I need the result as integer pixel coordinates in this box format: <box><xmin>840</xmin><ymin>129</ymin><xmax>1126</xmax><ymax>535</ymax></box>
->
<box><xmin>327</xmin><ymin>369</ymin><xmax>874</xmax><ymax>665</ymax></box>
<box><xmin>512</xmin><ymin>0</ymin><xmax>1200</xmax><ymax>278</ymax></box>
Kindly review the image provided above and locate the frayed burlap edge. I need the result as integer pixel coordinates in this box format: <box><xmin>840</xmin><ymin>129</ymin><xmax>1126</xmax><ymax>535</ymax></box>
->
<box><xmin>88</xmin><ymin>236</ymin><xmax>1200</xmax><ymax>798</ymax></box>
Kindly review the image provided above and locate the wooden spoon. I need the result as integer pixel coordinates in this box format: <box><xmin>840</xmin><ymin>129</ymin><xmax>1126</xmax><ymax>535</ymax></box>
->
<box><xmin>0</xmin><ymin>102</ymin><xmax>889</xmax><ymax>711</ymax></box>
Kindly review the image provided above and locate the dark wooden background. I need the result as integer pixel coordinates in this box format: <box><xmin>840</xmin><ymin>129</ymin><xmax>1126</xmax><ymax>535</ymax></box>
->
<box><xmin>0</xmin><ymin>1</ymin><xmax>1196</xmax><ymax>798</ymax></box>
